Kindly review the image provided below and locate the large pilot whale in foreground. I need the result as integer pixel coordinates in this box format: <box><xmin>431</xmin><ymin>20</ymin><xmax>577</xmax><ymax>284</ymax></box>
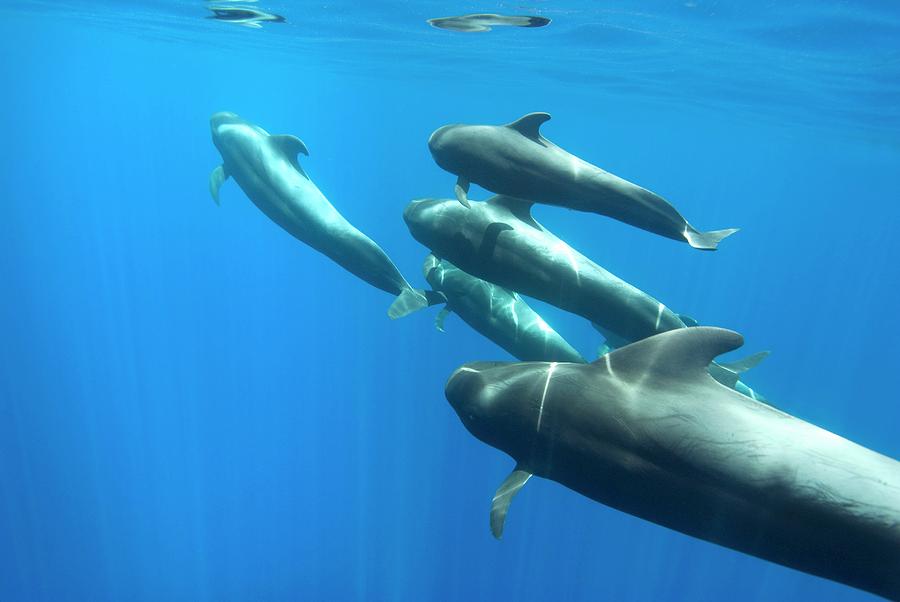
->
<box><xmin>422</xmin><ymin>255</ymin><xmax>584</xmax><ymax>363</ymax></box>
<box><xmin>445</xmin><ymin>327</ymin><xmax>900</xmax><ymax>600</ymax></box>
<box><xmin>209</xmin><ymin>112</ymin><xmax>435</xmax><ymax>318</ymax></box>
<box><xmin>428</xmin><ymin>113</ymin><xmax>737</xmax><ymax>250</ymax></box>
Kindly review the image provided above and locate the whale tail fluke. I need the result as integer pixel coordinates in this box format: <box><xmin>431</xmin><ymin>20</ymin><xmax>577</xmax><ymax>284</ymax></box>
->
<box><xmin>388</xmin><ymin>288</ymin><xmax>445</xmax><ymax>319</ymax></box>
<box><xmin>719</xmin><ymin>350</ymin><xmax>770</xmax><ymax>374</ymax></box>
<box><xmin>685</xmin><ymin>227</ymin><xmax>739</xmax><ymax>250</ymax></box>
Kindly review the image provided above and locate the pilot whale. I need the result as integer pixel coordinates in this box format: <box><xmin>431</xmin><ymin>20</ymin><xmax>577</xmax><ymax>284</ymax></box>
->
<box><xmin>404</xmin><ymin>195</ymin><xmax>688</xmax><ymax>343</ymax></box>
<box><xmin>422</xmin><ymin>254</ymin><xmax>584</xmax><ymax>363</ymax></box>
<box><xmin>428</xmin><ymin>112</ymin><xmax>737</xmax><ymax>250</ymax></box>
<box><xmin>405</xmin><ymin>195</ymin><xmax>765</xmax><ymax>395</ymax></box>
<box><xmin>445</xmin><ymin>327</ymin><xmax>900</xmax><ymax>600</ymax></box>
<box><xmin>209</xmin><ymin>112</ymin><xmax>436</xmax><ymax>318</ymax></box>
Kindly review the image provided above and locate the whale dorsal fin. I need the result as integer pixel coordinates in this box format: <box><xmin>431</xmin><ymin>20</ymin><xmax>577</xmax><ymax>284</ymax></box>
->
<box><xmin>506</xmin><ymin>112</ymin><xmax>551</xmax><ymax>142</ymax></box>
<box><xmin>269</xmin><ymin>134</ymin><xmax>310</xmax><ymax>178</ymax></box>
<box><xmin>490</xmin><ymin>466</ymin><xmax>532</xmax><ymax>539</ymax></box>
<box><xmin>592</xmin><ymin>327</ymin><xmax>744</xmax><ymax>384</ymax></box>
<box><xmin>486</xmin><ymin>195</ymin><xmax>540</xmax><ymax>230</ymax></box>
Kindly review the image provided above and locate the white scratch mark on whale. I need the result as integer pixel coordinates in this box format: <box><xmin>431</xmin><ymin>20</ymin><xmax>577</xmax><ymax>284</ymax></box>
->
<box><xmin>536</xmin><ymin>362</ymin><xmax>558</xmax><ymax>432</ymax></box>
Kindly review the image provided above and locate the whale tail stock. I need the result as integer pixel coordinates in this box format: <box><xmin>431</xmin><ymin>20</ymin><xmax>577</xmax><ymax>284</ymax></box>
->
<box><xmin>387</xmin><ymin>288</ymin><xmax>446</xmax><ymax>319</ymax></box>
<box><xmin>685</xmin><ymin>226</ymin><xmax>739</xmax><ymax>251</ymax></box>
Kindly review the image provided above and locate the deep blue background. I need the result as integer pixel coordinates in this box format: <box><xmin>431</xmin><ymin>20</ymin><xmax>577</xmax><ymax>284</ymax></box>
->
<box><xmin>1</xmin><ymin>4</ymin><xmax>899</xmax><ymax>601</ymax></box>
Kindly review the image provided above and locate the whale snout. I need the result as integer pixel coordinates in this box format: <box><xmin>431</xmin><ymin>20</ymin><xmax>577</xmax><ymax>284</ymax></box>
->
<box><xmin>427</xmin><ymin>124</ymin><xmax>462</xmax><ymax>169</ymax></box>
<box><xmin>402</xmin><ymin>198</ymin><xmax>439</xmax><ymax>230</ymax></box>
<box><xmin>210</xmin><ymin>111</ymin><xmax>242</xmax><ymax>129</ymax></box>
<box><xmin>427</xmin><ymin>125</ymin><xmax>453</xmax><ymax>153</ymax></box>
<box><xmin>445</xmin><ymin>362</ymin><xmax>510</xmax><ymax>422</ymax></box>
<box><xmin>209</xmin><ymin>111</ymin><xmax>247</xmax><ymax>139</ymax></box>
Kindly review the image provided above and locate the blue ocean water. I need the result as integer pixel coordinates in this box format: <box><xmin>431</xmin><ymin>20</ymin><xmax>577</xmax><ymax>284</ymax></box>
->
<box><xmin>1</xmin><ymin>1</ymin><xmax>899</xmax><ymax>600</ymax></box>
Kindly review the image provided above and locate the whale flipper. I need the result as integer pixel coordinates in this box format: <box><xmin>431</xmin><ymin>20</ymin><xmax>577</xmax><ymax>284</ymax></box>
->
<box><xmin>506</xmin><ymin>112</ymin><xmax>551</xmax><ymax>142</ymax></box>
<box><xmin>455</xmin><ymin>176</ymin><xmax>471</xmax><ymax>208</ymax></box>
<box><xmin>685</xmin><ymin>226</ymin><xmax>739</xmax><ymax>251</ymax></box>
<box><xmin>209</xmin><ymin>165</ymin><xmax>229</xmax><ymax>205</ymax></box>
<box><xmin>435</xmin><ymin>307</ymin><xmax>452</xmax><ymax>332</ymax></box>
<box><xmin>491</xmin><ymin>466</ymin><xmax>532</xmax><ymax>539</ymax></box>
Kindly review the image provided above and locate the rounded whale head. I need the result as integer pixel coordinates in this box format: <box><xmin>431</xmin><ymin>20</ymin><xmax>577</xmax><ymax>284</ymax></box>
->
<box><xmin>427</xmin><ymin>124</ymin><xmax>475</xmax><ymax>174</ymax></box>
<box><xmin>209</xmin><ymin>111</ymin><xmax>269</xmax><ymax>148</ymax></box>
<box><xmin>445</xmin><ymin>362</ymin><xmax>544</xmax><ymax>458</ymax></box>
<box><xmin>402</xmin><ymin>198</ymin><xmax>447</xmax><ymax>242</ymax></box>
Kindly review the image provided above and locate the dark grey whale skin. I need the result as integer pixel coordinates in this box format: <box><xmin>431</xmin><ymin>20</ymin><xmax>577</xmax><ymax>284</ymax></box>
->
<box><xmin>422</xmin><ymin>255</ymin><xmax>585</xmax><ymax>363</ymax></box>
<box><xmin>445</xmin><ymin>328</ymin><xmax>900</xmax><ymax>600</ymax></box>
<box><xmin>428</xmin><ymin>113</ymin><xmax>737</xmax><ymax>250</ymax></box>
<box><xmin>403</xmin><ymin>196</ymin><xmax>687</xmax><ymax>345</ymax></box>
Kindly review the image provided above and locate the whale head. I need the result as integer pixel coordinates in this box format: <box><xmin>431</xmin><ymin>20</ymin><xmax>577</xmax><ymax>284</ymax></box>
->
<box><xmin>428</xmin><ymin>123</ymin><xmax>480</xmax><ymax>175</ymax></box>
<box><xmin>402</xmin><ymin>198</ymin><xmax>451</xmax><ymax>247</ymax></box>
<box><xmin>445</xmin><ymin>361</ymin><xmax>547</xmax><ymax>461</ymax></box>
<box><xmin>209</xmin><ymin>112</ymin><xmax>270</xmax><ymax>158</ymax></box>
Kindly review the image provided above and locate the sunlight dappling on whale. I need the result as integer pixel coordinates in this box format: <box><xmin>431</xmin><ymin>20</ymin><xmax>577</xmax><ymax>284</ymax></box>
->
<box><xmin>2</xmin><ymin>2</ymin><xmax>899</xmax><ymax>602</ymax></box>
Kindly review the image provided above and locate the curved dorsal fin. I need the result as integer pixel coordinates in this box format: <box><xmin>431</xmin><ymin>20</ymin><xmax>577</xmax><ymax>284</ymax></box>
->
<box><xmin>269</xmin><ymin>134</ymin><xmax>310</xmax><ymax>177</ymax></box>
<box><xmin>592</xmin><ymin>327</ymin><xmax>744</xmax><ymax>384</ymax></box>
<box><xmin>506</xmin><ymin>112</ymin><xmax>551</xmax><ymax>141</ymax></box>
<box><xmin>486</xmin><ymin>195</ymin><xmax>540</xmax><ymax>230</ymax></box>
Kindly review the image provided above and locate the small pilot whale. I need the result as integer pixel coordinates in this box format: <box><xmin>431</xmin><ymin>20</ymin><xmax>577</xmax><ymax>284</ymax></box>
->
<box><xmin>206</xmin><ymin>6</ymin><xmax>285</xmax><ymax>28</ymax></box>
<box><xmin>428</xmin><ymin>112</ymin><xmax>737</xmax><ymax>250</ymax></box>
<box><xmin>422</xmin><ymin>255</ymin><xmax>584</xmax><ymax>363</ymax></box>
<box><xmin>445</xmin><ymin>327</ymin><xmax>900</xmax><ymax>600</ymax></box>
<box><xmin>209</xmin><ymin>112</ymin><xmax>436</xmax><ymax>318</ymax></box>
<box><xmin>427</xmin><ymin>14</ymin><xmax>551</xmax><ymax>33</ymax></box>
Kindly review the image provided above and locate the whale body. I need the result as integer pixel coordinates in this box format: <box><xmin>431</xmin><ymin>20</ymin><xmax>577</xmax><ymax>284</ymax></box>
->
<box><xmin>445</xmin><ymin>327</ymin><xmax>900</xmax><ymax>600</ymax></box>
<box><xmin>209</xmin><ymin>112</ymin><xmax>433</xmax><ymax>318</ymax></box>
<box><xmin>404</xmin><ymin>195</ymin><xmax>687</xmax><ymax>343</ymax></box>
<box><xmin>428</xmin><ymin>113</ymin><xmax>737</xmax><ymax>250</ymax></box>
<box><xmin>422</xmin><ymin>254</ymin><xmax>584</xmax><ymax>363</ymax></box>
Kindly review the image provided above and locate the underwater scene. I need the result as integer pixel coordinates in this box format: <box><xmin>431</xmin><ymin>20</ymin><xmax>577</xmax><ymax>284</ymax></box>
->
<box><xmin>1</xmin><ymin>1</ymin><xmax>899</xmax><ymax>600</ymax></box>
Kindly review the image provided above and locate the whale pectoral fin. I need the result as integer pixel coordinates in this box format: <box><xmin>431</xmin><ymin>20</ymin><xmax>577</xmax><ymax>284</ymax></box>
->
<box><xmin>506</xmin><ymin>112</ymin><xmax>551</xmax><ymax>143</ymax></box>
<box><xmin>209</xmin><ymin>165</ymin><xmax>229</xmax><ymax>205</ymax></box>
<box><xmin>455</xmin><ymin>176</ymin><xmax>471</xmax><ymax>208</ymax></box>
<box><xmin>435</xmin><ymin>307</ymin><xmax>452</xmax><ymax>332</ymax></box>
<box><xmin>239</xmin><ymin>21</ymin><xmax>263</xmax><ymax>28</ymax></box>
<box><xmin>684</xmin><ymin>226</ymin><xmax>739</xmax><ymax>251</ymax></box>
<box><xmin>491</xmin><ymin>466</ymin><xmax>532</xmax><ymax>539</ymax></box>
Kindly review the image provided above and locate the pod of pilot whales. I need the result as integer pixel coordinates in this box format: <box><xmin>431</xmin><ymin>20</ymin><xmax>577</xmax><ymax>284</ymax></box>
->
<box><xmin>209</xmin><ymin>111</ymin><xmax>900</xmax><ymax>600</ymax></box>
